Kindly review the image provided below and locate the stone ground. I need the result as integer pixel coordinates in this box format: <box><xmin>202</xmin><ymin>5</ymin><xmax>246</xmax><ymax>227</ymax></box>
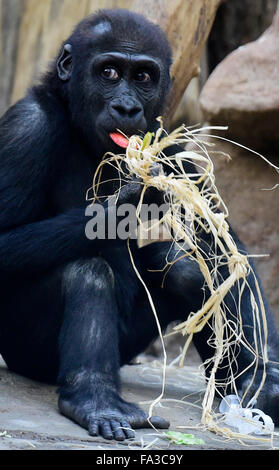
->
<box><xmin>0</xmin><ymin>355</ymin><xmax>278</xmax><ymax>451</ymax></box>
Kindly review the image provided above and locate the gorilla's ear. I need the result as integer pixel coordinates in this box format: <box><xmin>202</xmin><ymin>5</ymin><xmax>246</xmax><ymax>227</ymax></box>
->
<box><xmin>57</xmin><ymin>44</ymin><xmax>73</xmax><ymax>81</ymax></box>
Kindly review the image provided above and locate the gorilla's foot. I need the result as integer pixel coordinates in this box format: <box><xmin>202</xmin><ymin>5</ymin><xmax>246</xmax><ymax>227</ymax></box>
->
<box><xmin>58</xmin><ymin>389</ymin><xmax>169</xmax><ymax>441</ymax></box>
<box><xmin>241</xmin><ymin>366</ymin><xmax>279</xmax><ymax>426</ymax></box>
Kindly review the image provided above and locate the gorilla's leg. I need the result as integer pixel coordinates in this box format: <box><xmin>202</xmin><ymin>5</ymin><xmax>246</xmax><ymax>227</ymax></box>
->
<box><xmin>119</xmin><ymin>286</ymin><xmax>185</xmax><ymax>366</ymax></box>
<box><xmin>0</xmin><ymin>268</ymin><xmax>63</xmax><ymax>383</ymax></box>
<box><xmin>58</xmin><ymin>257</ymin><xmax>169</xmax><ymax>440</ymax></box>
<box><xmin>140</xmin><ymin>241</ymin><xmax>279</xmax><ymax>425</ymax></box>
<box><xmin>0</xmin><ymin>255</ymin><xmax>169</xmax><ymax>440</ymax></box>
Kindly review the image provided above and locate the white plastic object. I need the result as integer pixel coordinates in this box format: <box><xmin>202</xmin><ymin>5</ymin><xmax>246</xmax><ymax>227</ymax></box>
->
<box><xmin>219</xmin><ymin>394</ymin><xmax>274</xmax><ymax>435</ymax></box>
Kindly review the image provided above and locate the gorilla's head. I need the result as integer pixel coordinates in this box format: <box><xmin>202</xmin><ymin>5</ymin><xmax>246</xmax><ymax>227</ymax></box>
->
<box><xmin>55</xmin><ymin>9</ymin><xmax>172</xmax><ymax>155</ymax></box>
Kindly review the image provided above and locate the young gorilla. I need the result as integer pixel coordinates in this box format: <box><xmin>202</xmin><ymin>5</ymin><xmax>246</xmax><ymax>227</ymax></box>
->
<box><xmin>0</xmin><ymin>9</ymin><xmax>279</xmax><ymax>441</ymax></box>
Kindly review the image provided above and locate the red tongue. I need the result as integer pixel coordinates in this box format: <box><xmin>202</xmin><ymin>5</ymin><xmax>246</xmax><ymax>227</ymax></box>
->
<box><xmin>110</xmin><ymin>132</ymin><xmax>130</xmax><ymax>149</ymax></box>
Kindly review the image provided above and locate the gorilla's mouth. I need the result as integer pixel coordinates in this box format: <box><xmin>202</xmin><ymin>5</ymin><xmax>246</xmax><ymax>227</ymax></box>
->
<box><xmin>109</xmin><ymin>131</ymin><xmax>130</xmax><ymax>149</ymax></box>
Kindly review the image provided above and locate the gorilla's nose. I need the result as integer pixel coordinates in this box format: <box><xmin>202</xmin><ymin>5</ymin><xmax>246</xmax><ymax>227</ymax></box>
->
<box><xmin>110</xmin><ymin>99</ymin><xmax>143</xmax><ymax>123</ymax></box>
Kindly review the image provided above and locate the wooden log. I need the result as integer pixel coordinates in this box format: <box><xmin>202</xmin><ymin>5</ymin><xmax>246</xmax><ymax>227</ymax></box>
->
<box><xmin>132</xmin><ymin>0</ymin><xmax>223</xmax><ymax>124</ymax></box>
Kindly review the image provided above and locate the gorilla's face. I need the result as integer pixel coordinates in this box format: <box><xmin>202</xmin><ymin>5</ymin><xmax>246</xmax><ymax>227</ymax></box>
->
<box><xmin>56</xmin><ymin>13</ymin><xmax>172</xmax><ymax>156</ymax></box>
<box><xmin>91</xmin><ymin>49</ymin><xmax>162</xmax><ymax>151</ymax></box>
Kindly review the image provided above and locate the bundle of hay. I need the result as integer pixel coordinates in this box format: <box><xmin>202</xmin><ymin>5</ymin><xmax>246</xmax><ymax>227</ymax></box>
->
<box><xmin>90</xmin><ymin>118</ymin><xmax>277</xmax><ymax>439</ymax></box>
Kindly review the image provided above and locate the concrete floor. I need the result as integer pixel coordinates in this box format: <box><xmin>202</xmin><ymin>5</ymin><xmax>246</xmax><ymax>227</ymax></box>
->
<box><xmin>0</xmin><ymin>355</ymin><xmax>278</xmax><ymax>451</ymax></box>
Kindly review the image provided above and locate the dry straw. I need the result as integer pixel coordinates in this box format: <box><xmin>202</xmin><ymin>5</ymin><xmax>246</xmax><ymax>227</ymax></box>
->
<box><xmin>90</xmin><ymin>118</ymin><xmax>279</xmax><ymax>441</ymax></box>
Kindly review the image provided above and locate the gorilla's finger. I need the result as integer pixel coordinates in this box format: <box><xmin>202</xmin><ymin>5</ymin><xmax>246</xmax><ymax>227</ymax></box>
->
<box><xmin>149</xmin><ymin>415</ymin><xmax>170</xmax><ymax>429</ymax></box>
<box><xmin>99</xmin><ymin>420</ymin><xmax>114</xmax><ymax>440</ymax></box>
<box><xmin>88</xmin><ymin>420</ymin><xmax>99</xmax><ymax>437</ymax></box>
<box><xmin>110</xmin><ymin>420</ymin><xmax>126</xmax><ymax>441</ymax></box>
<box><xmin>121</xmin><ymin>420</ymin><xmax>136</xmax><ymax>440</ymax></box>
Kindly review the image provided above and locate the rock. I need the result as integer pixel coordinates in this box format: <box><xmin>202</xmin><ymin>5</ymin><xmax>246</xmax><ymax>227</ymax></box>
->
<box><xmin>209</xmin><ymin>140</ymin><xmax>279</xmax><ymax>327</ymax></box>
<box><xmin>200</xmin><ymin>7</ymin><xmax>279</xmax><ymax>150</ymax></box>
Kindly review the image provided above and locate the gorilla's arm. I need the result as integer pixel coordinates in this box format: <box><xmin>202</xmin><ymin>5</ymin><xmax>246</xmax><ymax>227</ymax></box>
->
<box><xmin>0</xmin><ymin>98</ymin><xmax>90</xmax><ymax>277</ymax></box>
<box><xmin>0</xmin><ymin>96</ymin><xmax>126</xmax><ymax>279</ymax></box>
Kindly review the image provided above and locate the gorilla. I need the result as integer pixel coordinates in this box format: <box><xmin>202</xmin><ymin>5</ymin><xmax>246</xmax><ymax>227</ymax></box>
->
<box><xmin>0</xmin><ymin>9</ymin><xmax>279</xmax><ymax>441</ymax></box>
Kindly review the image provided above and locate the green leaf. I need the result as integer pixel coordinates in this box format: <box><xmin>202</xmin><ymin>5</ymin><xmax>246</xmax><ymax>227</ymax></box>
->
<box><xmin>164</xmin><ymin>431</ymin><xmax>205</xmax><ymax>446</ymax></box>
<box><xmin>141</xmin><ymin>132</ymin><xmax>155</xmax><ymax>150</ymax></box>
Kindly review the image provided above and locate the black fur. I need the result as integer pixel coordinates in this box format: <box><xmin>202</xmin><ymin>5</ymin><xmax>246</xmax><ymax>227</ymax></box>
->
<box><xmin>0</xmin><ymin>9</ymin><xmax>279</xmax><ymax>441</ymax></box>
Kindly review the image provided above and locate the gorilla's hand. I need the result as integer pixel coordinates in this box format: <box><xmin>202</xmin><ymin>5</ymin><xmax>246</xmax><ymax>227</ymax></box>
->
<box><xmin>58</xmin><ymin>382</ymin><xmax>169</xmax><ymax>441</ymax></box>
<box><xmin>117</xmin><ymin>163</ymin><xmax>166</xmax><ymax>207</ymax></box>
<box><xmin>117</xmin><ymin>178</ymin><xmax>143</xmax><ymax>206</ymax></box>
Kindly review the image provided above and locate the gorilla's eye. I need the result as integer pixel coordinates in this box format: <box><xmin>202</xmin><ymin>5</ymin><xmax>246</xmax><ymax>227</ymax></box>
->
<box><xmin>134</xmin><ymin>71</ymin><xmax>151</xmax><ymax>83</ymax></box>
<box><xmin>101</xmin><ymin>67</ymin><xmax>120</xmax><ymax>80</ymax></box>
